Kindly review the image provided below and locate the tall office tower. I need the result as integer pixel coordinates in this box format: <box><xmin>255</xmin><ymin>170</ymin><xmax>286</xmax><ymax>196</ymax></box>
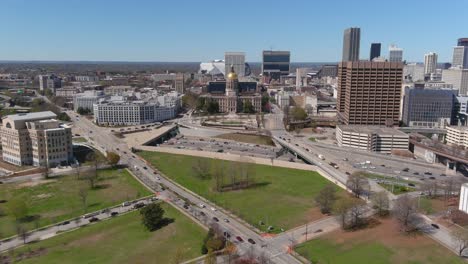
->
<box><xmin>453</xmin><ymin>46</ymin><xmax>468</xmax><ymax>69</ymax></box>
<box><xmin>369</xmin><ymin>43</ymin><xmax>381</xmax><ymax>61</ymax></box>
<box><xmin>424</xmin><ymin>52</ymin><xmax>438</xmax><ymax>75</ymax></box>
<box><xmin>442</xmin><ymin>68</ymin><xmax>468</xmax><ymax>96</ymax></box>
<box><xmin>388</xmin><ymin>45</ymin><xmax>403</xmax><ymax>62</ymax></box>
<box><xmin>342</xmin><ymin>27</ymin><xmax>360</xmax><ymax>61</ymax></box>
<box><xmin>337</xmin><ymin>61</ymin><xmax>403</xmax><ymax>125</ymax></box>
<box><xmin>402</xmin><ymin>87</ymin><xmax>455</xmax><ymax>128</ymax></box>
<box><xmin>458</xmin><ymin>38</ymin><xmax>468</xmax><ymax>47</ymax></box>
<box><xmin>225</xmin><ymin>52</ymin><xmax>245</xmax><ymax>78</ymax></box>
<box><xmin>175</xmin><ymin>73</ymin><xmax>185</xmax><ymax>94</ymax></box>
<box><xmin>262</xmin><ymin>50</ymin><xmax>290</xmax><ymax>82</ymax></box>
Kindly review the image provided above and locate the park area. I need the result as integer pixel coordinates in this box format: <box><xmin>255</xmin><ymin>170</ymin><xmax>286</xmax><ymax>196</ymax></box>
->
<box><xmin>0</xmin><ymin>203</ymin><xmax>206</xmax><ymax>264</ymax></box>
<box><xmin>295</xmin><ymin>217</ymin><xmax>464</xmax><ymax>264</ymax></box>
<box><xmin>0</xmin><ymin>168</ymin><xmax>151</xmax><ymax>239</ymax></box>
<box><xmin>138</xmin><ymin>151</ymin><xmax>342</xmax><ymax>232</ymax></box>
<box><xmin>215</xmin><ymin>133</ymin><xmax>275</xmax><ymax>146</ymax></box>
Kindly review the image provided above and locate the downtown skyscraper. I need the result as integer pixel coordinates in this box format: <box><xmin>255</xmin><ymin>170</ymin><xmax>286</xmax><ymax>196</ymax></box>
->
<box><xmin>342</xmin><ymin>27</ymin><xmax>360</xmax><ymax>61</ymax></box>
<box><xmin>369</xmin><ymin>43</ymin><xmax>381</xmax><ymax>61</ymax></box>
<box><xmin>424</xmin><ymin>52</ymin><xmax>438</xmax><ymax>75</ymax></box>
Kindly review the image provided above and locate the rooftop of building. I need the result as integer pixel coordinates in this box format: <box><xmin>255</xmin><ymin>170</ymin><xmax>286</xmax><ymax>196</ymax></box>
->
<box><xmin>5</xmin><ymin>111</ymin><xmax>56</xmax><ymax>121</ymax></box>
<box><xmin>447</xmin><ymin>126</ymin><xmax>468</xmax><ymax>131</ymax></box>
<box><xmin>338</xmin><ymin>125</ymin><xmax>408</xmax><ymax>136</ymax></box>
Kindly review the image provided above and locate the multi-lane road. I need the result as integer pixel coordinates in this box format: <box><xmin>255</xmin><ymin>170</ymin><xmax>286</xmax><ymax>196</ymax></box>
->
<box><xmin>68</xmin><ymin>111</ymin><xmax>302</xmax><ymax>264</ymax></box>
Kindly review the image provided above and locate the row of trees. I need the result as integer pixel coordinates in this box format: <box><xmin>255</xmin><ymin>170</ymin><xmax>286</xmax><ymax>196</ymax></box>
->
<box><xmin>192</xmin><ymin>157</ymin><xmax>256</xmax><ymax>192</ymax></box>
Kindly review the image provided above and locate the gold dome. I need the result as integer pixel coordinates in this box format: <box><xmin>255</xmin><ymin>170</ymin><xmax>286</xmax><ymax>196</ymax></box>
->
<box><xmin>227</xmin><ymin>65</ymin><xmax>238</xmax><ymax>80</ymax></box>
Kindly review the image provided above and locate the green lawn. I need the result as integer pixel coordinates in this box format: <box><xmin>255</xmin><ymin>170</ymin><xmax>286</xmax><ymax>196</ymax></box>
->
<box><xmin>379</xmin><ymin>183</ymin><xmax>415</xmax><ymax>195</ymax></box>
<box><xmin>4</xmin><ymin>203</ymin><xmax>205</xmax><ymax>264</ymax></box>
<box><xmin>138</xmin><ymin>152</ymin><xmax>340</xmax><ymax>232</ymax></box>
<box><xmin>0</xmin><ymin>168</ymin><xmax>151</xmax><ymax>239</ymax></box>
<box><xmin>72</xmin><ymin>137</ymin><xmax>88</xmax><ymax>143</ymax></box>
<box><xmin>215</xmin><ymin>133</ymin><xmax>275</xmax><ymax>146</ymax></box>
<box><xmin>295</xmin><ymin>218</ymin><xmax>465</xmax><ymax>264</ymax></box>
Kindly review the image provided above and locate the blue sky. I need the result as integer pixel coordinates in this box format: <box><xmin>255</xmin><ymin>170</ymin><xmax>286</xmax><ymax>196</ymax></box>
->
<box><xmin>0</xmin><ymin>0</ymin><xmax>466</xmax><ymax>62</ymax></box>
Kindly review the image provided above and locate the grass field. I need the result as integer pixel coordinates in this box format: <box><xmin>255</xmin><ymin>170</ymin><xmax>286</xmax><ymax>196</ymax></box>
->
<box><xmin>138</xmin><ymin>151</ymin><xmax>341</xmax><ymax>232</ymax></box>
<box><xmin>0</xmin><ymin>168</ymin><xmax>151</xmax><ymax>239</ymax></box>
<box><xmin>379</xmin><ymin>183</ymin><xmax>415</xmax><ymax>195</ymax></box>
<box><xmin>215</xmin><ymin>133</ymin><xmax>275</xmax><ymax>146</ymax></box>
<box><xmin>72</xmin><ymin>137</ymin><xmax>88</xmax><ymax>143</ymax></box>
<box><xmin>3</xmin><ymin>203</ymin><xmax>205</xmax><ymax>264</ymax></box>
<box><xmin>295</xmin><ymin>218</ymin><xmax>464</xmax><ymax>264</ymax></box>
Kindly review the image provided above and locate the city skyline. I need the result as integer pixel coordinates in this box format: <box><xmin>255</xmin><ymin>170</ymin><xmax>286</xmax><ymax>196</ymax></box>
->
<box><xmin>0</xmin><ymin>0</ymin><xmax>467</xmax><ymax>62</ymax></box>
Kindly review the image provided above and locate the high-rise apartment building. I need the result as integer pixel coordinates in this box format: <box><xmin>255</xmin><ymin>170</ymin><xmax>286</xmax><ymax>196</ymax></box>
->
<box><xmin>225</xmin><ymin>52</ymin><xmax>245</xmax><ymax>79</ymax></box>
<box><xmin>0</xmin><ymin>111</ymin><xmax>73</xmax><ymax>167</ymax></box>
<box><xmin>370</xmin><ymin>43</ymin><xmax>381</xmax><ymax>61</ymax></box>
<box><xmin>424</xmin><ymin>52</ymin><xmax>438</xmax><ymax>75</ymax></box>
<box><xmin>337</xmin><ymin>61</ymin><xmax>403</xmax><ymax>125</ymax></box>
<box><xmin>388</xmin><ymin>45</ymin><xmax>403</xmax><ymax>62</ymax></box>
<box><xmin>262</xmin><ymin>50</ymin><xmax>290</xmax><ymax>81</ymax></box>
<box><xmin>342</xmin><ymin>27</ymin><xmax>360</xmax><ymax>61</ymax></box>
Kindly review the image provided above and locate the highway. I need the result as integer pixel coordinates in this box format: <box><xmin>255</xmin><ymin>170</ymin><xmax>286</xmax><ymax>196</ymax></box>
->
<box><xmin>67</xmin><ymin>111</ymin><xmax>302</xmax><ymax>264</ymax></box>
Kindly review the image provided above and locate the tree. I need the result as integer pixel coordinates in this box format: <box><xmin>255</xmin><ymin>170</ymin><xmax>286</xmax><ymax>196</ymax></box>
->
<box><xmin>315</xmin><ymin>184</ymin><xmax>337</xmax><ymax>214</ymax></box>
<box><xmin>206</xmin><ymin>100</ymin><xmax>219</xmax><ymax>114</ymax></box>
<box><xmin>393</xmin><ymin>194</ymin><xmax>422</xmax><ymax>232</ymax></box>
<box><xmin>371</xmin><ymin>191</ymin><xmax>390</xmax><ymax>216</ymax></box>
<box><xmin>140</xmin><ymin>203</ymin><xmax>167</xmax><ymax>231</ymax></box>
<box><xmin>85</xmin><ymin>152</ymin><xmax>104</xmax><ymax>188</ymax></box>
<box><xmin>7</xmin><ymin>198</ymin><xmax>29</xmax><ymax>221</ymax></box>
<box><xmin>15</xmin><ymin>224</ymin><xmax>29</xmax><ymax>244</ymax></box>
<box><xmin>346</xmin><ymin>172</ymin><xmax>369</xmax><ymax>198</ymax></box>
<box><xmin>452</xmin><ymin>228</ymin><xmax>468</xmax><ymax>256</ymax></box>
<box><xmin>106</xmin><ymin>151</ymin><xmax>120</xmax><ymax>167</ymax></box>
<box><xmin>291</xmin><ymin>106</ymin><xmax>307</xmax><ymax>121</ymax></box>
<box><xmin>243</xmin><ymin>101</ymin><xmax>255</xmax><ymax>113</ymax></box>
<box><xmin>421</xmin><ymin>181</ymin><xmax>439</xmax><ymax>198</ymax></box>
<box><xmin>334</xmin><ymin>198</ymin><xmax>354</xmax><ymax>229</ymax></box>
<box><xmin>42</xmin><ymin>165</ymin><xmax>51</xmax><ymax>179</ymax></box>
<box><xmin>57</xmin><ymin>112</ymin><xmax>71</xmax><ymax>121</ymax></box>
<box><xmin>333</xmin><ymin>198</ymin><xmax>366</xmax><ymax>229</ymax></box>
<box><xmin>204</xmin><ymin>249</ymin><xmax>216</xmax><ymax>264</ymax></box>
<box><xmin>77</xmin><ymin>185</ymin><xmax>88</xmax><ymax>213</ymax></box>
<box><xmin>192</xmin><ymin>159</ymin><xmax>211</xmax><ymax>180</ymax></box>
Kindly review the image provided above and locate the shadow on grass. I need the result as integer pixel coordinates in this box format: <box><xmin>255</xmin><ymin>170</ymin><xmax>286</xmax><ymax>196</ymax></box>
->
<box><xmin>149</xmin><ymin>218</ymin><xmax>175</xmax><ymax>232</ymax></box>
<box><xmin>220</xmin><ymin>181</ymin><xmax>271</xmax><ymax>192</ymax></box>
<box><xmin>93</xmin><ymin>183</ymin><xmax>111</xmax><ymax>190</ymax></box>
<box><xmin>18</xmin><ymin>214</ymin><xmax>41</xmax><ymax>223</ymax></box>
<box><xmin>87</xmin><ymin>202</ymin><xmax>101</xmax><ymax>208</ymax></box>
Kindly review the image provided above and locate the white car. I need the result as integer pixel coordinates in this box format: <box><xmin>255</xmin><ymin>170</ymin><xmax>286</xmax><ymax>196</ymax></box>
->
<box><xmin>210</xmin><ymin>207</ymin><xmax>217</xmax><ymax>211</ymax></box>
<box><xmin>199</xmin><ymin>203</ymin><xmax>206</xmax><ymax>208</ymax></box>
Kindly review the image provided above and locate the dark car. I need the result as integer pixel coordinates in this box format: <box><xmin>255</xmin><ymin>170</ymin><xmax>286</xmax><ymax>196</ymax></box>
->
<box><xmin>408</xmin><ymin>183</ymin><xmax>416</xmax><ymax>187</ymax></box>
<box><xmin>89</xmin><ymin>217</ymin><xmax>99</xmax><ymax>223</ymax></box>
<box><xmin>440</xmin><ymin>174</ymin><xmax>447</xmax><ymax>177</ymax></box>
<box><xmin>61</xmin><ymin>221</ymin><xmax>70</xmax><ymax>225</ymax></box>
<box><xmin>143</xmin><ymin>166</ymin><xmax>148</xmax><ymax>170</ymax></box>
<box><xmin>248</xmin><ymin>238</ymin><xmax>256</xmax><ymax>244</ymax></box>
<box><xmin>223</xmin><ymin>231</ymin><xmax>231</xmax><ymax>238</ymax></box>
<box><xmin>424</xmin><ymin>172</ymin><xmax>432</xmax><ymax>175</ymax></box>
<box><xmin>134</xmin><ymin>202</ymin><xmax>145</xmax><ymax>209</ymax></box>
<box><xmin>429</xmin><ymin>176</ymin><xmax>436</xmax><ymax>180</ymax></box>
<box><xmin>431</xmin><ymin>223</ymin><xmax>440</xmax><ymax>229</ymax></box>
<box><xmin>212</xmin><ymin>217</ymin><xmax>219</xmax><ymax>222</ymax></box>
<box><xmin>111</xmin><ymin>212</ymin><xmax>119</xmax><ymax>217</ymax></box>
<box><xmin>236</xmin><ymin>236</ymin><xmax>244</xmax><ymax>242</ymax></box>
<box><xmin>402</xmin><ymin>168</ymin><xmax>409</xmax><ymax>172</ymax></box>
<box><xmin>413</xmin><ymin>172</ymin><xmax>420</xmax><ymax>175</ymax></box>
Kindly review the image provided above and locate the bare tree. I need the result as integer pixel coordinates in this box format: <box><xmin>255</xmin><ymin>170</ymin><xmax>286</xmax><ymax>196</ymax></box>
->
<box><xmin>314</xmin><ymin>184</ymin><xmax>337</xmax><ymax>214</ymax></box>
<box><xmin>348</xmin><ymin>199</ymin><xmax>367</xmax><ymax>229</ymax></box>
<box><xmin>421</xmin><ymin>181</ymin><xmax>439</xmax><ymax>198</ymax></box>
<box><xmin>74</xmin><ymin>165</ymin><xmax>81</xmax><ymax>180</ymax></box>
<box><xmin>42</xmin><ymin>165</ymin><xmax>51</xmax><ymax>179</ymax></box>
<box><xmin>393</xmin><ymin>194</ymin><xmax>422</xmax><ymax>232</ymax></box>
<box><xmin>334</xmin><ymin>198</ymin><xmax>353</xmax><ymax>229</ymax></box>
<box><xmin>78</xmin><ymin>185</ymin><xmax>89</xmax><ymax>213</ymax></box>
<box><xmin>346</xmin><ymin>172</ymin><xmax>369</xmax><ymax>198</ymax></box>
<box><xmin>452</xmin><ymin>228</ymin><xmax>468</xmax><ymax>256</ymax></box>
<box><xmin>15</xmin><ymin>224</ymin><xmax>29</xmax><ymax>244</ymax></box>
<box><xmin>371</xmin><ymin>191</ymin><xmax>390</xmax><ymax>216</ymax></box>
